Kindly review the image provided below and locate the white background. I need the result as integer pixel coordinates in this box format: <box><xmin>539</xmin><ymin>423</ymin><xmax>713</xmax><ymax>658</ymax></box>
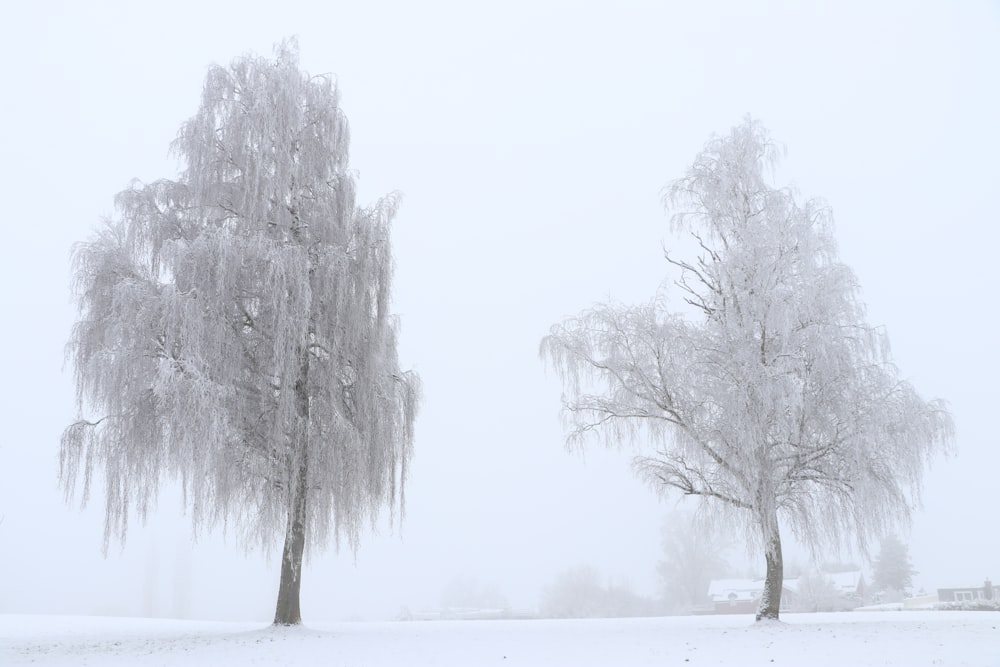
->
<box><xmin>0</xmin><ymin>0</ymin><xmax>997</xmax><ymax>621</ymax></box>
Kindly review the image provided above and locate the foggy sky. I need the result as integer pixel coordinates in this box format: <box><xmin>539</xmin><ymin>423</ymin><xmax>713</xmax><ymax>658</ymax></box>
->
<box><xmin>1</xmin><ymin>0</ymin><xmax>998</xmax><ymax>621</ymax></box>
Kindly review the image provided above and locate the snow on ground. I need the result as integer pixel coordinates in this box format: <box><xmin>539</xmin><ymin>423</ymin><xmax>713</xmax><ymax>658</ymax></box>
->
<box><xmin>1</xmin><ymin>611</ymin><xmax>997</xmax><ymax>666</ymax></box>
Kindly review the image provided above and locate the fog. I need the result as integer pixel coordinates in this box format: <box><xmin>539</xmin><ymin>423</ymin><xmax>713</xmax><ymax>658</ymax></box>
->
<box><xmin>1</xmin><ymin>1</ymin><xmax>997</xmax><ymax>622</ymax></box>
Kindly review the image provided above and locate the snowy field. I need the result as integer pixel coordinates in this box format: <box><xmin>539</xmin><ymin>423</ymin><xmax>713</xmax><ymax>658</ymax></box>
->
<box><xmin>1</xmin><ymin>611</ymin><xmax>997</xmax><ymax>666</ymax></box>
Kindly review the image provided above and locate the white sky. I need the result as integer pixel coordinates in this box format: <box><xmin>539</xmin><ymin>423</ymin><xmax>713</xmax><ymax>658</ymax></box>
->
<box><xmin>1</xmin><ymin>0</ymin><xmax>997</xmax><ymax>622</ymax></box>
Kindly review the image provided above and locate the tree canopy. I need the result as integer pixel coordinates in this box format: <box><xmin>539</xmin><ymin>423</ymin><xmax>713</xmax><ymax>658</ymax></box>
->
<box><xmin>62</xmin><ymin>41</ymin><xmax>419</xmax><ymax>624</ymax></box>
<box><xmin>541</xmin><ymin>118</ymin><xmax>954</xmax><ymax>619</ymax></box>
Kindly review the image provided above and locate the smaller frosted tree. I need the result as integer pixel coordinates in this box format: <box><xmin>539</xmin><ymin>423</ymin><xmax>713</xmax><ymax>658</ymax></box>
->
<box><xmin>62</xmin><ymin>41</ymin><xmax>419</xmax><ymax>625</ymax></box>
<box><xmin>541</xmin><ymin>118</ymin><xmax>954</xmax><ymax>620</ymax></box>
<box><xmin>657</xmin><ymin>510</ymin><xmax>733</xmax><ymax>613</ymax></box>
<box><xmin>440</xmin><ymin>577</ymin><xmax>509</xmax><ymax>611</ymax></box>
<box><xmin>872</xmin><ymin>535</ymin><xmax>917</xmax><ymax>594</ymax></box>
<box><xmin>540</xmin><ymin>566</ymin><xmax>652</xmax><ymax>618</ymax></box>
<box><xmin>793</xmin><ymin>569</ymin><xmax>841</xmax><ymax>612</ymax></box>
<box><xmin>540</xmin><ymin>566</ymin><xmax>607</xmax><ymax>619</ymax></box>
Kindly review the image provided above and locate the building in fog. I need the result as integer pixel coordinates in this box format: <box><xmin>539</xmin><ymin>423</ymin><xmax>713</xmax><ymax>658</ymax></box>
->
<box><xmin>937</xmin><ymin>579</ymin><xmax>994</xmax><ymax>603</ymax></box>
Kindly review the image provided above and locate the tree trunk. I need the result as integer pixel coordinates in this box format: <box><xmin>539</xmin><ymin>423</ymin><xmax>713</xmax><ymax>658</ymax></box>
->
<box><xmin>273</xmin><ymin>452</ymin><xmax>308</xmax><ymax>625</ymax></box>
<box><xmin>275</xmin><ymin>350</ymin><xmax>312</xmax><ymax>625</ymax></box>
<box><xmin>756</xmin><ymin>526</ymin><xmax>783</xmax><ymax>621</ymax></box>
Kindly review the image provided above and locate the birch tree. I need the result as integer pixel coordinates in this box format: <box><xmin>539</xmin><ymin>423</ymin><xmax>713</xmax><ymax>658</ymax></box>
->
<box><xmin>61</xmin><ymin>41</ymin><xmax>420</xmax><ymax>625</ymax></box>
<box><xmin>540</xmin><ymin>118</ymin><xmax>953</xmax><ymax>620</ymax></box>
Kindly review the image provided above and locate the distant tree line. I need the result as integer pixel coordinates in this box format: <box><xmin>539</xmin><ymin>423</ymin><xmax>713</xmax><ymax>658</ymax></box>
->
<box><xmin>540</xmin><ymin>566</ymin><xmax>660</xmax><ymax>619</ymax></box>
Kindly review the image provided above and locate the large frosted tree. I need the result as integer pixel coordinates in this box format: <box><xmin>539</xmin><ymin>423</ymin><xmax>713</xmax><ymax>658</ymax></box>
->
<box><xmin>541</xmin><ymin>118</ymin><xmax>953</xmax><ymax>620</ymax></box>
<box><xmin>61</xmin><ymin>41</ymin><xmax>419</xmax><ymax>625</ymax></box>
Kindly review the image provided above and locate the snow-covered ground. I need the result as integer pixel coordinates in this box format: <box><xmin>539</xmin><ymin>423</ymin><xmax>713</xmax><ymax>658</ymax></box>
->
<box><xmin>2</xmin><ymin>611</ymin><xmax>997</xmax><ymax>666</ymax></box>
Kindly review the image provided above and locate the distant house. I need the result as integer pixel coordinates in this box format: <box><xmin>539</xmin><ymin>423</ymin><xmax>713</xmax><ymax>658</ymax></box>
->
<box><xmin>703</xmin><ymin>571</ymin><xmax>866</xmax><ymax>614</ymax></box>
<box><xmin>827</xmin><ymin>570</ymin><xmax>866</xmax><ymax>600</ymax></box>
<box><xmin>937</xmin><ymin>579</ymin><xmax>994</xmax><ymax>603</ymax></box>
<box><xmin>703</xmin><ymin>578</ymin><xmax>795</xmax><ymax>615</ymax></box>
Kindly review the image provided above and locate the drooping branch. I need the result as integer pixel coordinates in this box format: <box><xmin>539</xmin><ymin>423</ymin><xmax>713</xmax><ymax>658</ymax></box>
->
<box><xmin>635</xmin><ymin>454</ymin><xmax>752</xmax><ymax>511</ymax></box>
